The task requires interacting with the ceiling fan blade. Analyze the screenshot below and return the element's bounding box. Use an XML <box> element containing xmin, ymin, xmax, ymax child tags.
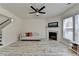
<box><xmin>29</xmin><ymin>12</ymin><xmax>36</xmax><ymax>14</ymax></box>
<box><xmin>30</xmin><ymin>6</ymin><xmax>37</xmax><ymax>12</ymax></box>
<box><xmin>39</xmin><ymin>6</ymin><xmax>45</xmax><ymax>12</ymax></box>
<box><xmin>39</xmin><ymin>12</ymin><xmax>46</xmax><ymax>14</ymax></box>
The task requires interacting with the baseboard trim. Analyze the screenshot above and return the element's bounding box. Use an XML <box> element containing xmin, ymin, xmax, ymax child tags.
<box><xmin>20</xmin><ymin>40</ymin><xmax>41</xmax><ymax>41</ymax></box>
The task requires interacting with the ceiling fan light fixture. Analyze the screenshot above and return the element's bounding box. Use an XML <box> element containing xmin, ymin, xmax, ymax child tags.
<box><xmin>29</xmin><ymin>6</ymin><xmax>46</xmax><ymax>16</ymax></box>
<box><xmin>36</xmin><ymin>12</ymin><xmax>39</xmax><ymax>16</ymax></box>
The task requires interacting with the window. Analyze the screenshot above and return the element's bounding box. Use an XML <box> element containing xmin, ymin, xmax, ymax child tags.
<box><xmin>63</xmin><ymin>14</ymin><xmax>79</xmax><ymax>43</ymax></box>
<box><xmin>75</xmin><ymin>14</ymin><xmax>79</xmax><ymax>42</ymax></box>
<box><xmin>63</xmin><ymin>17</ymin><xmax>73</xmax><ymax>41</ymax></box>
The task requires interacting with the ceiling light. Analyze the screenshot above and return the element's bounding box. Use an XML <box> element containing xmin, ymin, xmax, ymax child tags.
<box><xmin>11</xmin><ymin>19</ymin><xmax>13</xmax><ymax>22</ymax></box>
<box><xmin>36</xmin><ymin>12</ymin><xmax>39</xmax><ymax>16</ymax></box>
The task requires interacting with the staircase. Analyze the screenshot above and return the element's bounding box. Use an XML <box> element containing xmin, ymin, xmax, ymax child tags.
<box><xmin>0</xmin><ymin>18</ymin><xmax>12</xmax><ymax>46</ymax></box>
<box><xmin>0</xmin><ymin>33</ymin><xmax>2</xmax><ymax>46</ymax></box>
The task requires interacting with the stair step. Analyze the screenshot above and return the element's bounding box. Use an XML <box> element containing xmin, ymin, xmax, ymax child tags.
<box><xmin>0</xmin><ymin>34</ymin><xmax>2</xmax><ymax>36</ymax></box>
<box><xmin>0</xmin><ymin>35</ymin><xmax>2</xmax><ymax>36</ymax></box>
<box><xmin>0</xmin><ymin>44</ymin><xmax>3</xmax><ymax>46</ymax></box>
<box><xmin>0</xmin><ymin>37</ymin><xmax>2</xmax><ymax>38</ymax></box>
<box><xmin>0</xmin><ymin>34</ymin><xmax>2</xmax><ymax>37</ymax></box>
<box><xmin>0</xmin><ymin>40</ymin><xmax>2</xmax><ymax>42</ymax></box>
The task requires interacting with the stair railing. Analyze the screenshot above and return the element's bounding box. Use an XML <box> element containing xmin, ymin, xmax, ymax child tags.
<box><xmin>0</xmin><ymin>19</ymin><xmax>10</xmax><ymax>25</ymax></box>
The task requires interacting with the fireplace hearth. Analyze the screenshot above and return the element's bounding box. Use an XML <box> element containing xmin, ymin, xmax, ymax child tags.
<box><xmin>49</xmin><ymin>32</ymin><xmax>57</xmax><ymax>40</ymax></box>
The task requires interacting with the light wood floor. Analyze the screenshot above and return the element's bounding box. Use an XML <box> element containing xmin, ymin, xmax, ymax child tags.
<box><xmin>0</xmin><ymin>40</ymin><xmax>77</xmax><ymax>56</ymax></box>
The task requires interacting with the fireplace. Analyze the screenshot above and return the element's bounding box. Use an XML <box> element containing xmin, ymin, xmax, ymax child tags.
<box><xmin>49</xmin><ymin>32</ymin><xmax>57</xmax><ymax>40</ymax></box>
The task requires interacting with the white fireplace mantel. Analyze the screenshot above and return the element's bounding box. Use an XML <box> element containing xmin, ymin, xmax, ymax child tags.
<box><xmin>46</xmin><ymin>28</ymin><xmax>61</xmax><ymax>41</ymax></box>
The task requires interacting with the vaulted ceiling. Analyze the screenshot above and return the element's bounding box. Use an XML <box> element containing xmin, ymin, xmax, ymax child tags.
<box><xmin>0</xmin><ymin>3</ymin><xmax>76</xmax><ymax>19</ymax></box>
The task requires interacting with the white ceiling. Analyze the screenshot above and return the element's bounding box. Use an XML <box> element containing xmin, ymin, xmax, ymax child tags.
<box><xmin>0</xmin><ymin>3</ymin><xmax>76</xmax><ymax>19</ymax></box>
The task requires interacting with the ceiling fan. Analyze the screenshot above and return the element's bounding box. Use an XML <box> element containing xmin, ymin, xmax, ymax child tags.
<box><xmin>29</xmin><ymin>6</ymin><xmax>46</xmax><ymax>16</ymax></box>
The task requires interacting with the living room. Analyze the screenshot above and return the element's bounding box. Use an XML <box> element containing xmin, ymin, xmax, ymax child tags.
<box><xmin>0</xmin><ymin>3</ymin><xmax>79</xmax><ymax>56</ymax></box>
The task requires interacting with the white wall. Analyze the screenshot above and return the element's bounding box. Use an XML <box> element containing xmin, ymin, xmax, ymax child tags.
<box><xmin>0</xmin><ymin>6</ymin><xmax>22</xmax><ymax>46</ymax></box>
<box><xmin>46</xmin><ymin>17</ymin><xmax>62</xmax><ymax>41</ymax></box>
<box><xmin>61</xmin><ymin>4</ymin><xmax>79</xmax><ymax>19</ymax></box>
<box><xmin>22</xmin><ymin>19</ymin><xmax>46</xmax><ymax>39</ymax></box>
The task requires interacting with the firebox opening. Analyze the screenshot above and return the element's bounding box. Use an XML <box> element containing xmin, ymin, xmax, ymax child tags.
<box><xmin>49</xmin><ymin>32</ymin><xmax>57</xmax><ymax>40</ymax></box>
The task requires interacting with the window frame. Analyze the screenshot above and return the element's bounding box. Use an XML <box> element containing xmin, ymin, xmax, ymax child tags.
<box><xmin>63</xmin><ymin>16</ymin><xmax>74</xmax><ymax>41</ymax></box>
